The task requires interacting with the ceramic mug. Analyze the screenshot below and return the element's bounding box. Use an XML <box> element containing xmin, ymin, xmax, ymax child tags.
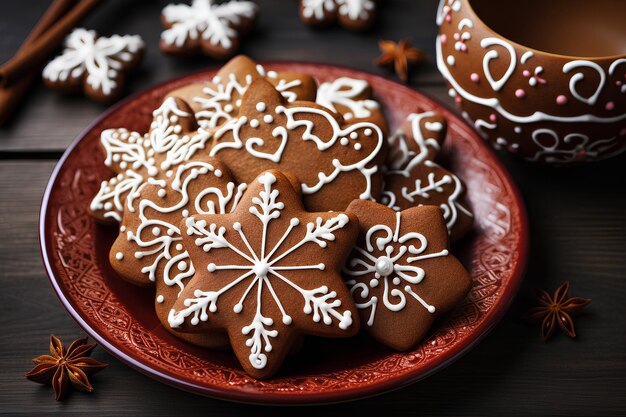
<box><xmin>436</xmin><ymin>0</ymin><xmax>626</xmax><ymax>165</ymax></box>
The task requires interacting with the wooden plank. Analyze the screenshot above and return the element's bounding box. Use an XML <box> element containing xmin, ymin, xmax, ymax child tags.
<box><xmin>0</xmin><ymin>0</ymin><xmax>445</xmax><ymax>152</ymax></box>
<box><xmin>0</xmin><ymin>157</ymin><xmax>625</xmax><ymax>415</ymax></box>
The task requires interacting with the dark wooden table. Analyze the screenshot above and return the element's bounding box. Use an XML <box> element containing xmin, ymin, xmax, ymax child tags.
<box><xmin>1</xmin><ymin>1</ymin><xmax>625</xmax><ymax>415</ymax></box>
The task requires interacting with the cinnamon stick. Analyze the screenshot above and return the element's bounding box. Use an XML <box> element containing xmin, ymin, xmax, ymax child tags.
<box><xmin>0</xmin><ymin>0</ymin><xmax>103</xmax><ymax>88</ymax></box>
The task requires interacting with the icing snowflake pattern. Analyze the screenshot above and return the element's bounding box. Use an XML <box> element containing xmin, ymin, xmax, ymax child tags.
<box><xmin>43</xmin><ymin>28</ymin><xmax>144</xmax><ymax>98</ymax></box>
<box><xmin>301</xmin><ymin>0</ymin><xmax>336</xmax><ymax>19</ymax></box>
<box><xmin>169</xmin><ymin>172</ymin><xmax>354</xmax><ymax>370</ymax></box>
<box><xmin>161</xmin><ymin>0</ymin><xmax>257</xmax><ymax>50</ymax></box>
<box><xmin>316</xmin><ymin>77</ymin><xmax>379</xmax><ymax>120</ymax></box>
<box><xmin>90</xmin><ymin>97</ymin><xmax>211</xmax><ymax>222</ymax></box>
<box><xmin>344</xmin><ymin>211</ymin><xmax>447</xmax><ymax>326</ymax></box>
<box><xmin>336</xmin><ymin>0</ymin><xmax>375</xmax><ymax>20</ymax></box>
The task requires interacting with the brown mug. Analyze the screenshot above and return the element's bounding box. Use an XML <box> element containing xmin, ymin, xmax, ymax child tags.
<box><xmin>436</xmin><ymin>0</ymin><xmax>626</xmax><ymax>165</ymax></box>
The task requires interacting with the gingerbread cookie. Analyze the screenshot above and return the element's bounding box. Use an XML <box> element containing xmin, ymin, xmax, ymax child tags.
<box><xmin>160</xmin><ymin>0</ymin><xmax>258</xmax><ymax>59</ymax></box>
<box><xmin>208</xmin><ymin>78</ymin><xmax>387</xmax><ymax>211</ymax></box>
<box><xmin>299</xmin><ymin>0</ymin><xmax>377</xmax><ymax>32</ymax></box>
<box><xmin>316</xmin><ymin>76</ymin><xmax>388</xmax><ymax>134</ymax></box>
<box><xmin>42</xmin><ymin>28</ymin><xmax>144</xmax><ymax>103</ymax></box>
<box><xmin>109</xmin><ymin>157</ymin><xmax>246</xmax><ymax>348</ymax></box>
<box><xmin>90</xmin><ymin>97</ymin><xmax>211</xmax><ymax>223</ymax></box>
<box><xmin>168</xmin><ymin>170</ymin><xmax>359</xmax><ymax>378</ymax></box>
<box><xmin>381</xmin><ymin>112</ymin><xmax>473</xmax><ymax>241</ymax></box>
<box><xmin>343</xmin><ymin>200</ymin><xmax>472</xmax><ymax>351</ymax></box>
<box><xmin>167</xmin><ymin>55</ymin><xmax>317</xmax><ymax>129</ymax></box>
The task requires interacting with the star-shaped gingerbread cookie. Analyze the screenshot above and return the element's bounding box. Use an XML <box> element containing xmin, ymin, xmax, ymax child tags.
<box><xmin>299</xmin><ymin>0</ymin><xmax>378</xmax><ymax>32</ymax></box>
<box><xmin>343</xmin><ymin>200</ymin><xmax>472</xmax><ymax>351</ymax></box>
<box><xmin>381</xmin><ymin>112</ymin><xmax>473</xmax><ymax>241</ymax></box>
<box><xmin>168</xmin><ymin>170</ymin><xmax>359</xmax><ymax>378</ymax></box>
<box><xmin>166</xmin><ymin>55</ymin><xmax>317</xmax><ymax>129</ymax></box>
<box><xmin>43</xmin><ymin>28</ymin><xmax>144</xmax><ymax>103</ymax></box>
<box><xmin>208</xmin><ymin>78</ymin><xmax>387</xmax><ymax>212</ymax></box>
<box><xmin>90</xmin><ymin>97</ymin><xmax>211</xmax><ymax>223</ymax></box>
<box><xmin>316</xmin><ymin>76</ymin><xmax>388</xmax><ymax>134</ymax></box>
<box><xmin>110</xmin><ymin>156</ymin><xmax>246</xmax><ymax>348</ymax></box>
<box><xmin>160</xmin><ymin>0</ymin><xmax>258</xmax><ymax>58</ymax></box>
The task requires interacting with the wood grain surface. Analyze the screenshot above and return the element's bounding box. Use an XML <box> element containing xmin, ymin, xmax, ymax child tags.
<box><xmin>1</xmin><ymin>1</ymin><xmax>625</xmax><ymax>415</ymax></box>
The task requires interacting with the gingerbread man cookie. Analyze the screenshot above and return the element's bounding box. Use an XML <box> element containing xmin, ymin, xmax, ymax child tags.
<box><xmin>299</xmin><ymin>0</ymin><xmax>377</xmax><ymax>32</ymax></box>
<box><xmin>316</xmin><ymin>76</ymin><xmax>388</xmax><ymax>134</ymax></box>
<box><xmin>167</xmin><ymin>55</ymin><xmax>317</xmax><ymax>129</ymax></box>
<box><xmin>110</xmin><ymin>157</ymin><xmax>245</xmax><ymax>348</ymax></box>
<box><xmin>343</xmin><ymin>200</ymin><xmax>472</xmax><ymax>351</ymax></box>
<box><xmin>208</xmin><ymin>78</ymin><xmax>387</xmax><ymax>212</ymax></box>
<box><xmin>160</xmin><ymin>0</ymin><xmax>258</xmax><ymax>59</ymax></box>
<box><xmin>90</xmin><ymin>97</ymin><xmax>211</xmax><ymax>223</ymax></box>
<box><xmin>168</xmin><ymin>170</ymin><xmax>359</xmax><ymax>378</ymax></box>
<box><xmin>381</xmin><ymin>112</ymin><xmax>473</xmax><ymax>241</ymax></box>
<box><xmin>42</xmin><ymin>28</ymin><xmax>144</xmax><ymax>103</ymax></box>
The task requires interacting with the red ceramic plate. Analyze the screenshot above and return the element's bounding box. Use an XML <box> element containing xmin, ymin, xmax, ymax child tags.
<box><xmin>40</xmin><ymin>62</ymin><xmax>528</xmax><ymax>404</ymax></box>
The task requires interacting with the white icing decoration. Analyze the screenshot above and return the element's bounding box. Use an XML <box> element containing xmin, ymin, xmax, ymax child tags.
<box><xmin>344</xmin><ymin>212</ymin><xmax>445</xmax><ymax>326</ymax></box>
<box><xmin>43</xmin><ymin>28</ymin><xmax>144</xmax><ymax>97</ymax></box>
<box><xmin>480</xmin><ymin>37</ymin><xmax>517</xmax><ymax>92</ymax></box>
<box><xmin>126</xmin><ymin>160</ymin><xmax>246</xmax><ymax>294</ymax></box>
<box><xmin>91</xmin><ymin>98</ymin><xmax>211</xmax><ymax>222</ymax></box>
<box><xmin>436</xmin><ymin>0</ymin><xmax>461</xmax><ymax>25</ymax></box>
<box><xmin>209</xmin><ymin>104</ymin><xmax>384</xmax><ymax>201</ymax></box>
<box><xmin>301</xmin><ymin>0</ymin><xmax>336</xmax><ymax>19</ymax></box>
<box><xmin>383</xmin><ymin>113</ymin><xmax>472</xmax><ymax>233</ymax></box>
<box><xmin>527</xmin><ymin>129</ymin><xmax>622</xmax><ymax>164</ymax></box>
<box><xmin>609</xmin><ymin>58</ymin><xmax>626</xmax><ymax>94</ymax></box>
<box><xmin>521</xmin><ymin>51</ymin><xmax>534</xmax><ymax>64</ymax></box>
<box><xmin>192</xmin><ymin>65</ymin><xmax>303</xmax><ymax>129</ymax></box>
<box><xmin>336</xmin><ymin>0</ymin><xmax>375</xmax><ymax>20</ymax></box>
<box><xmin>115</xmin><ymin>252</ymin><xmax>124</xmax><ymax>260</ymax></box>
<box><xmin>161</xmin><ymin>0</ymin><xmax>257</xmax><ymax>49</ymax></box>
<box><xmin>168</xmin><ymin>172</ymin><xmax>353</xmax><ymax>369</ymax></box>
<box><xmin>316</xmin><ymin>77</ymin><xmax>379</xmax><ymax>120</ymax></box>
<box><xmin>157</xmin><ymin>295</ymin><xmax>165</xmax><ymax>303</ymax></box>
<box><xmin>436</xmin><ymin>36</ymin><xmax>626</xmax><ymax>124</ymax></box>
<box><xmin>563</xmin><ymin>60</ymin><xmax>606</xmax><ymax>106</ymax></box>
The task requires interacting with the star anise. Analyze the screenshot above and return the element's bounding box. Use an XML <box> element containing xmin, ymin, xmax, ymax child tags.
<box><xmin>376</xmin><ymin>38</ymin><xmax>426</xmax><ymax>83</ymax></box>
<box><xmin>523</xmin><ymin>282</ymin><xmax>591</xmax><ymax>341</ymax></box>
<box><xmin>26</xmin><ymin>335</ymin><xmax>108</xmax><ymax>400</ymax></box>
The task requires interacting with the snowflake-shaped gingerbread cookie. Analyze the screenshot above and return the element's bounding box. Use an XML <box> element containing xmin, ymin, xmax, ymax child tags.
<box><xmin>381</xmin><ymin>112</ymin><xmax>473</xmax><ymax>241</ymax></box>
<box><xmin>160</xmin><ymin>0</ymin><xmax>258</xmax><ymax>58</ymax></box>
<box><xmin>299</xmin><ymin>0</ymin><xmax>377</xmax><ymax>31</ymax></box>
<box><xmin>168</xmin><ymin>170</ymin><xmax>359</xmax><ymax>378</ymax></box>
<box><xmin>110</xmin><ymin>157</ymin><xmax>246</xmax><ymax>348</ymax></box>
<box><xmin>208</xmin><ymin>78</ymin><xmax>387</xmax><ymax>212</ymax></box>
<box><xmin>90</xmin><ymin>97</ymin><xmax>211</xmax><ymax>223</ymax></box>
<box><xmin>167</xmin><ymin>55</ymin><xmax>317</xmax><ymax>129</ymax></box>
<box><xmin>316</xmin><ymin>76</ymin><xmax>387</xmax><ymax>133</ymax></box>
<box><xmin>343</xmin><ymin>200</ymin><xmax>472</xmax><ymax>351</ymax></box>
<box><xmin>42</xmin><ymin>28</ymin><xmax>144</xmax><ymax>102</ymax></box>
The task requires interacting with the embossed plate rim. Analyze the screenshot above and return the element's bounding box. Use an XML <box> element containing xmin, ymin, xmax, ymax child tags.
<box><xmin>40</xmin><ymin>61</ymin><xmax>529</xmax><ymax>405</ymax></box>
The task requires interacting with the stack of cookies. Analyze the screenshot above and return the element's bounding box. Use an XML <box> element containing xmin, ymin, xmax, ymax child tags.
<box><xmin>90</xmin><ymin>55</ymin><xmax>474</xmax><ymax>379</ymax></box>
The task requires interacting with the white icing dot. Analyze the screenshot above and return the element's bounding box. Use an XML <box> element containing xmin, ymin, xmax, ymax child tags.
<box><xmin>115</xmin><ymin>252</ymin><xmax>124</xmax><ymax>261</ymax></box>
<box><xmin>224</xmin><ymin>104</ymin><xmax>234</xmax><ymax>113</ymax></box>
<box><xmin>182</xmin><ymin>209</ymin><xmax>189</xmax><ymax>217</ymax></box>
<box><xmin>120</xmin><ymin>162</ymin><xmax>127</xmax><ymax>169</ymax></box>
<box><xmin>250</xmin><ymin>119</ymin><xmax>260</xmax><ymax>128</ymax></box>
<box><xmin>340</xmin><ymin>137</ymin><xmax>349</xmax><ymax>146</ymax></box>
<box><xmin>354</xmin><ymin>143</ymin><xmax>362</xmax><ymax>151</ymax></box>
<box><xmin>175</xmin><ymin>243</ymin><xmax>183</xmax><ymax>251</ymax></box>
<box><xmin>156</xmin><ymin>295</ymin><xmax>164</xmax><ymax>304</ymax></box>
<box><xmin>267</xmin><ymin>70</ymin><xmax>278</xmax><ymax>78</ymax></box>
<box><xmin>364</xmin><ymin>128</ymin><xmax>373</xmax><ymax>136</ymax></box>
<box><xmin>177</xmin><ymin>260</ymin><xmax>187</xmax><ymax>270</ymax></box>
<box><xmin>236</xmin><ymin>99</ymin><xmax>242</xmax><ymax>107</ymax></box>
<box><xmin>350</xmin><ymin>132</ymin><xmax>358</xmax><ymax>139</ymax></box>
<box><xmin>152</xmin><ymin>227</ymin><xmax>161</xmax><ymax>236</ymax></box>
<box><xmin>256</xmin><ymin>102</ymin><xmax>266</xmax><ymax>112</ymax></box>
<box><xmin>447</xmin><ymin>55</ymin><xmax>456</xmax><ymax>66</ymax></box>
<box><xmin>514</xmin><ymin>126</ymin><xmax>522</xmax><ymax>134</ymax></box>
<box><xmin>157</xmin><ymin>189</ymin><xmax>166</xmax><ymax>198</ymax></box>
<box><xmin>120</xmin><ymin>226</ymin><xmax>126</xmax><ymax>232</ymax></box>
<box><xmin>104</xmin><ymin>202</ymin><xmax>113</xmax><ymax>210</ymax></box>
<box><xmin>171</xmin><ymin>115</ymin><xmax>179</xmax><ymax>123</ymax></box>
<box><xmin>263</xmin><ymin>115</ymin><xmax>273</xmax><ymax>124</ymax></box>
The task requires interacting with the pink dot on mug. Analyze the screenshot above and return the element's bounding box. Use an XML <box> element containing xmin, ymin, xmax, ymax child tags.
<box><xmin>556</xmin><ymin>95</ymin><xmax>568</xmax><ymax>105</ymax></box>
<box><xmin>515</xmin><ymin>89</ymin><xmax>526</xmax><ymax>98</ymax></box>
